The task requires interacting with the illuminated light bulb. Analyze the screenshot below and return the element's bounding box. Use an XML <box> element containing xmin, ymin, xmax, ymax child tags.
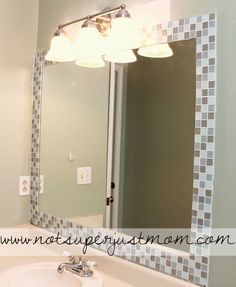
<box><xmin>138</xmin><ymin>43</ymin><xmax>173</xmax><ymax>58</ymax></box>
<box><xmin>106</xmin><ymin>7</ymin><xmax>140</xmax><ymax>53</ymax></box>
<box><xmin>104</xmin><ymin>50</ymin><xmax>137</xmax><ymax>63</ymax></box>
<box><xmin>45</xmin><ymin>33</ymin><xmax>76</xmax><ymax>62</ymax></box>
<box><xmin>75</xmin><ymin>19</ymin><xmax>105</xmax><ymax>59</ymax></box>
<box><xmin>75</xmin><ymin>56</ymin><xmax>105</xmax><ymax>68</ymax></box>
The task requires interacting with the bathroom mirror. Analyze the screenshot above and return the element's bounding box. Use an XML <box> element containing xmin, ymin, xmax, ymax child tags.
<box><xmin>31</xmin><ymin>13</ymin><xmax>216</xmax><ymax>286</ymax></box>
<box><xmin>39</xmin><ymin>39</ymin><xmax>196</xmax><ymax>234</ymax></box>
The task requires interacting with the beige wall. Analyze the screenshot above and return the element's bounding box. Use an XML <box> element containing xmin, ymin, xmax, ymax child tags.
<box><xmin>170</xmin><ymin>0</ymin><xmax>236</xmax><ymax>286</ymax></box>
<box><xmin>0</xmin><ymin>0</ymin><xmax>39</xmax><ymax>227</ymax></box>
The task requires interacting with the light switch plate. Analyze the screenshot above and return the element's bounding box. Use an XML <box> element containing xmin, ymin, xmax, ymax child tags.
<box><xmin>77</xmin><ymin>167</ymin><xmax>92</xmax><ymax>185</ymax></box>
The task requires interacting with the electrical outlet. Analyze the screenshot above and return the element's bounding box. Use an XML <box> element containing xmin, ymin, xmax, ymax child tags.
<box><xmin>77</xmin><ymin>167</ymin><xmax>92</xmax><ymax>185</ymax></box>
<box><xmin>19</xmin><ymin>175</ymin><xmax>44</xmax><ymax>196</ymax></box>
<box><xmin>19</xmin><ymin>176</ymin><xmax>30</xmax><ymax>196</ymax></box>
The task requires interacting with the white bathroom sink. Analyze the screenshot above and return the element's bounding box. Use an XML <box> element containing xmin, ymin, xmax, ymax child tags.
<box><xmin>0</xmin><ymin>262</ymin><xmax>103</xmax><ymax>287</ymax></box>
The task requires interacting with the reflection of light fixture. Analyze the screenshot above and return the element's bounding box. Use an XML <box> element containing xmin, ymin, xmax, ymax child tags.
<box><xmin>138</xmin><ymin>43</ymin><xmax>173</xmax><ymax>58</ymax></box>
<box><xmin>75</xmin><ymin>18</ymin><xmax>105</xmax><ymax>59</ymax></box>
<box><xmin>45</xmin><ymin>31</ymin><xmax>77</xmax><ymax>62</ymax></box>
<box><xmin>75</xmin><ymin>56</ymin><xmax>105</xmax><ymax>68</ymax></box>
<box><xmin>104</xmin><ymin>50</ymin><xmax>137</xmax><ymax>63</ymax></box>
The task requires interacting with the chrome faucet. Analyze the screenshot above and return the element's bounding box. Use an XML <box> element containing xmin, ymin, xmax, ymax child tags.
<box><xmin>57</xmin><ymin>253</ymin><xmax>96</xmax><ymax>277</ymax></box>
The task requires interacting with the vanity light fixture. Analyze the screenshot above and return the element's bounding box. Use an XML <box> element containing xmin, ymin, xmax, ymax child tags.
<box><xmin>46</xmin><ymin>4</ymin><xmax>140</xmax><ymax>67</ymax></box>
<box><xmin>75</xmin><ymin>18</ymin><xmax>105</xmax><ymax>59</ymax></box>
<box><xmin>105</xmin><ymin>5</ymin><xmax>140</xmax><ymax>54</ymax></box>
<box><xmin>45</xmin><ymin>31</ymin><xmax>77</xmax><ymax>62</ymax></box>
<box><xmin>138</xmin><ymin>43</ymin><xmax>173</xmax><ymax>58</ymax></box>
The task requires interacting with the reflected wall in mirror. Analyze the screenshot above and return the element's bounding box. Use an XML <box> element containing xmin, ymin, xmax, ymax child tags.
<box><xmin>40</xmin><ymin>62</ymin><xmax>110</xmax><ymax>228</ymax></box>
<box><xmin>111</xmin><ymin>39</ymin><xmax>196</xmax><ymax>230</ymax></box>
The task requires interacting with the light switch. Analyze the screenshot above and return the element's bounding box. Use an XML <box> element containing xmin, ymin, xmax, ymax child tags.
<box><xmin>77</xmin><ymin>167</ymin><xmax>92</xmax><ymax>185</ymax></box>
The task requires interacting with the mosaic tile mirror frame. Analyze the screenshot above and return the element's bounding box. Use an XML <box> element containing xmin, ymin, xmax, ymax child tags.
<box><xmin>30</xmin><ymin>13</ymin><xmax>216</xmax><ymax>287</ymax></box>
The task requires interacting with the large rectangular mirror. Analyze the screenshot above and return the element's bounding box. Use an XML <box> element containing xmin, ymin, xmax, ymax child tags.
<box><xmin>39</xmin><ymin>39</ymin><xmax>196</xmax><ymax>235</ymax></box>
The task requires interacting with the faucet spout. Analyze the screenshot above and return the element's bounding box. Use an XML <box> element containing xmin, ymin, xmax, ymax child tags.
<box><xmin>57</xmin><ymin>254</ymin><xmax>95</xmax><ymax>277</ymax></box>
<box><xmin>57</xmin><ymin>263</ymin><xmax>77</xmax><ymax>273</ymax></box>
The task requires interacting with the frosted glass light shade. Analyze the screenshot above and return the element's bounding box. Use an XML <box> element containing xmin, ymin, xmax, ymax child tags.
<box><xmin>75</xmin><ymin>56</ymin><xmax>105</xmax><ymax>68</ymax></box>
<box><xmin>138</xmin><ymin>43</ymin><xmax>173</xmax><ymax>58</ymax></box>
<box><xmin>75</xmin><ymin>27</ymin><xmax>105</xmax><ymax>59</ymax></box>
<box><xmin>107</xmin><ymin>17</ymin><xmax>140</xmax><ymax>53</ymax></box>
<box><xmin>45</xmin><ymin>34</ymin><xmax>76</xmax><ymax>62</ymax></box>
<box><xmin>104</xmin><ymin>50</ymin><xmax>137</xmax><ymax>63</ymax></box>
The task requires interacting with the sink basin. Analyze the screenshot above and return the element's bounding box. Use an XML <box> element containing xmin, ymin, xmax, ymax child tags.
<box><xmin>0</xmin><ymin>262</ymin><xmax>103</xmax><ymax>287</ymax></box>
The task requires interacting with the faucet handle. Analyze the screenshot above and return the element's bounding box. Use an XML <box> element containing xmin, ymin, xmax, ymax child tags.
<box><xmin>80</xmin><ymin>260</ymin><xmax>94</xmax><ymax>277</ymax></box>
<box><xmin>62</xmin><ymin>251</ymin><xmax>80</xmax><ymax>264</ymax></box>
